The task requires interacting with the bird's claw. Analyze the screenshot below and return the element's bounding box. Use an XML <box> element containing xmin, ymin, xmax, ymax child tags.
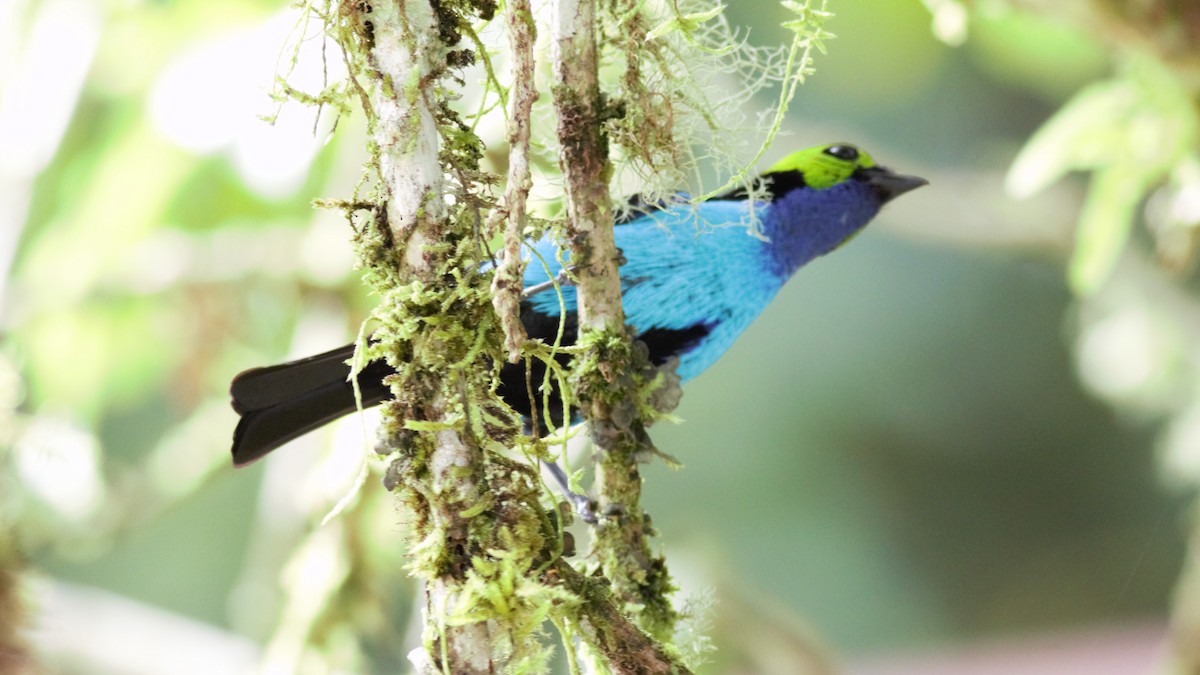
<box><xmin>545</xmin><ymin>460</ymin><xmax>598</xmax><ymax>524</ymax></box>
<box><xmin>522</xmin><ymin>266</ymin><xmax>577</xmax><ymax>299</ymax></box>
<box><xmin>568</xmin><ymin>493</ymin><xmax>598</xmax><ymax>524</ymax></box>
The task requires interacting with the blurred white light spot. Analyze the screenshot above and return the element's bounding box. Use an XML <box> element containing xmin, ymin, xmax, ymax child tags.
<box><xmin>231</xmin><ymin>108</ymin><xmax>331</xmax><ymax>199</ymax></box>
<box><xmin>16</xmin><ymin>415</ymin><xmax>104</xmax><ymax>521</ymax></box>
<box><xmin>148</xmin><ymin>35</ymin><xmax>248</xmax><ymax>154</ymax></box>
<box><xmin>1167</xmin><ymin>162</ymin><xmax>1200</xmax><ymax>225</ymax></box>
<box><xmin>0</xmin><ymin>0</ymin><xmax>100</xmax><ymax>303</ymax></box>
<box><xmin>1076</xmin><ymin>309</ymin><xmax>1164</xmax><ymax>400</ymax></box>
<box><xmin>148</xmin><ymin>11</ymin><xmax>343</xmax><ymax>198</ymax></box>
<box><xmin>0</xmin><ymin>0</ymin><xmax>100</xmax><ymax>178</ymax></box>
<box><xmin>123</xmin><ymin>229</ymin><xmax>192</xmax><ymax>293</ymax></box>
<box><xmin>32</xmin><ymin>579</ymin><xmax>261</xmax><ymax>675</ymax></box>
<box><xmin>299</xmin><ymin>215</ymin><xmax>355</xmax><ymax>285</ymax></box>
<box><xmin>929</xmin><ymin>1</ymin><xmax>968</xmax><ymax>46</ymax></box>
<box><xmin>313</xmin><ymin>408</ymin><xmax>378</xmax><ymax>525</ymax></box>
<box><xmin>1161</xmin><ymin>403</ymin><xmax>1200</xmax><ymax>487</ymax></box>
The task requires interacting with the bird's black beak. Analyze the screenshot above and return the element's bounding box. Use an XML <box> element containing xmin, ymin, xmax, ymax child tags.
<box><xmin>861</xmin><ymin>166</ymin><xmax>928</xmax><ymax>203</ymax></box>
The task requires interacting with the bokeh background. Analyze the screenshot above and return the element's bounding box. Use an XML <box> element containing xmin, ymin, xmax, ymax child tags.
<box><xmin>4</xmin><ymin>0</ymin><xmax>1199</xmax><ymax>673</ymax></box>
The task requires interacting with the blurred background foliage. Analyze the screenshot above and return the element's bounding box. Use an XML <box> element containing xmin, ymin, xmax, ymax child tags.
<box><xmin>3</xmin><ymin>0</ymin><xmax>1200</xmax><ymax>673</ymax></box>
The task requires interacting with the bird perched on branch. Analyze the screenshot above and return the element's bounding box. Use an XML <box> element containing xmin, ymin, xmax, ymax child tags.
<box><xmin>229</xmin><ymin>143</ymin><xmax>926</xmax><ymax>465</ymax></box>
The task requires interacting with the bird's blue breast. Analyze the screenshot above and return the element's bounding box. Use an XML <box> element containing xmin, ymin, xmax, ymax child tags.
<box><xmin>759</xmin><ymin>179</ymin><xmax>882</xmax><ymax>278</ymax></box>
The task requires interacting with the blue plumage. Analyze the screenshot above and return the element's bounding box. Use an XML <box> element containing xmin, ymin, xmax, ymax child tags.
<box><xmin>228</xmin><ymin>143</ymin><xmax>926</xmax><ymax>465</ymax></box>
<box><xmin>760</xmin><ymin>177</ymin><xmax>886</xmax><ymax>278</ymax></box>
<box><xmin>525</xmin><ymin>201</ymin><xmax>785</xmax><ymax>381</ymax></box>
<box><xmin>522</xmin><ymin>172</ymin><xmax>902</xmax><ymax>383</ymax></box>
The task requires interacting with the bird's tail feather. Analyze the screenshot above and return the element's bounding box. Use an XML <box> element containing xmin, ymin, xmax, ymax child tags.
<box><xmin>230</xmin><ymin>343</ymin><xmax>392</xmax><ymax>466</ymax></box>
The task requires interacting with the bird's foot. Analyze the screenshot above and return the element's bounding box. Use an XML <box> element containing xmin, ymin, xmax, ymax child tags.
<box><xmin>522</xmin><ymin>267</ymin><xmax>577</xmax><ymax>299</ymax></box>
<box><xmin>521</xmin><ymin>253</ymin><xmax>625</xmax><ymax>300</ymax></box>
<box><xmin>544</xmin><ymin>460</ymin><xmax>597</xmax><ymax>524</ymax></box>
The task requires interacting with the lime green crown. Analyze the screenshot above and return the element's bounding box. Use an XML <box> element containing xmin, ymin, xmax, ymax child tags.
<box><xmin>766</xmin><ymin>143</ymin><xmax>877</xmax><ymax>190</ymax></box>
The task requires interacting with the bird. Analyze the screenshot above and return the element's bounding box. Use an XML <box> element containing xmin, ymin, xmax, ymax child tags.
<box><xmin>229</xmin><ymin>143</ymin><xmax>927</xmax><ymax>466</ymax></box>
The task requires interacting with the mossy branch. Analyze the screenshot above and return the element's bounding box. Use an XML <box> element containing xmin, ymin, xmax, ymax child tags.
<box><xmin>549</xmin><ymin>559</ymin><xmax>692</xmax><ymax>674</ymax></box>
<box><xmin>349</xmin><ymin>0</ymin><xmax>502</xmax><ymax>671</ymax></box>
<box><xmin>552</xmin><ymin>0</ymin><xmax>624</xmax><ymax>336</ymax></box>
<box><xmin>552</xmin><ymin>0</ymin><xmax>682</xmax><ymax>649</ymax></box>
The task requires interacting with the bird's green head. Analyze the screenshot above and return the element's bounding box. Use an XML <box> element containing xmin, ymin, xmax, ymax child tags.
<box><xmin>747</xmin><ymin>143</ymin><xmax>925</xmax><ymax>279</ymax></box>
<box><xmin>766</xmin><ymin>143</ymin><xmax>876</xmax><ymax>189</ymax></box>
<box><xmin>763</xmin><ymin>142</ymin><xmax>927</xmax><ymax>203</ymax></box>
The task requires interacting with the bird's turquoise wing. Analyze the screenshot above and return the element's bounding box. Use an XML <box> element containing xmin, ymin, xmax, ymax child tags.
<box><xmin>521</xmin><ymin>199</ymin><xmax>783</xmax><ymax>382</ymax></box>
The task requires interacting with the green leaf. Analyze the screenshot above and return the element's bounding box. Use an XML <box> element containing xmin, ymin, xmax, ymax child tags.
<box><xmin>1008</xmin><ymin>55</ymin><xmax>1198</xmax><ymax>294</ymax></box>
<box><xmin>1069</xmin><ymin>165</ymin><xmax>1146</xmax><ymax>294</ymax></box>
<box><xmin>645</xmin><ymin>4</ymin><xmax>735</xmax><ymax>56</ymax></box>
<box><xmin>1006</xmin><ymin>79</ymin><xmax>1137</xmax><ymax>199</ymax></box>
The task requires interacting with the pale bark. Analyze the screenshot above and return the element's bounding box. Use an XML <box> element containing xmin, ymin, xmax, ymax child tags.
<box><xmin>365</xmin><ymin>2</ymin><xmax>494</xmax><ymax>672</ymax></box>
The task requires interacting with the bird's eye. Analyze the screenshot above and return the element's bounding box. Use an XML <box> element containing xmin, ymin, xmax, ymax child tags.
<box><xmin>824</xmin><ymin>145</ymin><xmax>859</xmax><ymax>162</ymax></box>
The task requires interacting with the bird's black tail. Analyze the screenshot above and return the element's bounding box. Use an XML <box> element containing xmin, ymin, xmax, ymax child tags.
<box><xmin>230</xmin><ymin>343</ymin><xmax>393</xmax><ymax>466</ymax></box>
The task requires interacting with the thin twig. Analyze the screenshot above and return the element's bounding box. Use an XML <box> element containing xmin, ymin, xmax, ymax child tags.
<box><xmin>488</xmin><ymin>0</ymin><xmax>538</xmax><ymax>362</ymax></box>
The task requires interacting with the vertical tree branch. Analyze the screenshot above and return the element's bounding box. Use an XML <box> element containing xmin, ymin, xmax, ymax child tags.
<box><xmin>490</xmin><ymin>0</ymin><xmax>537</xmax><ymax>362</ymax></box>
<box><xmin>327</xmin><ymin>0</ymin><xmax>739</xmax><ymax>668</ymax></box>
<box><xmin>552</xmin><ymin>0</ymin><xmax>624</xmax><ymax>334</ymax></box>
<box><xmin>551</xmin><ymin>0</ymin><xmax>680</xmax><ymax>642</ymax></box>
<box><xmin>360</xmin><ymin>1</ymin><xmax>495</xmax><ymax>671</ymax></box>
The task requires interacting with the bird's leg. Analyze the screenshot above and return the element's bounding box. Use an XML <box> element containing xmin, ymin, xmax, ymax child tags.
<box><xmin>522</xmin><ymin>267</ymin><xmax>576</xmax><ymax>299</ymax></box>
<box><xmin>544</xmin><ymin>460</ymin><xmax>597</xmax><ymax>523</ymax></box>
<box><xmin>520</xmin><ymin>248</ymin><xmax>625</xmax><ymax>300</ymax></box>
<box><xmin>524</xmin><ymin>245</ymin><xmax>627</xmax><ymax>523</ymax></box>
